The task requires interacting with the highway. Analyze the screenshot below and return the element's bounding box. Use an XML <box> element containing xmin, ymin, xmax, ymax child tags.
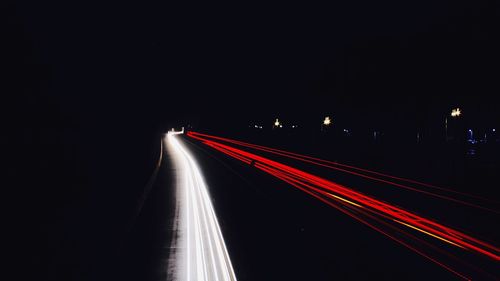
<box><xmin>117</xmin><ymin>131</ymin><xmax>498</xmax><ymax>280</ymax></box>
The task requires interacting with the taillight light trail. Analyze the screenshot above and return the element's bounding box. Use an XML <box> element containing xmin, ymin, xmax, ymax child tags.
<box><xmin>188</xmin><ymin>131</ymin><xmax>499</xmax><ymax>214</ymax></box>
<box><xmin>187</xmin><ymin>131</ymin><xmax>499</xmax><ymax>280</ymax></box>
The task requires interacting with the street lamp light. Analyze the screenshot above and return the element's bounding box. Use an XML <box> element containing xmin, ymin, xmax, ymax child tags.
<box><xmin>451</xmin><ymin>108</ymin><xmax>461</xmax><ymax>117</ymax></box>
<box><xmin>321</xmin><ymin>116</ymin><xmax>332</xmax><ymax>132</ymax></box>
<box><xmin>273</xmin><ymin>118</ymin><xmax>282</xmax><ymax>128</ymax></box>
<box><xmin>446</xmin><ymin>108</ymin><xmax>462</xmax><ymax>141</ymax></box>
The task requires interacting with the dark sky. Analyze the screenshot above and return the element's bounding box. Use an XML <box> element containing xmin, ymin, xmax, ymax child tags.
<box><xmin>6</xmin><ymin>0</ymin><xmax>499</xmax><ymax>132</ymax></box>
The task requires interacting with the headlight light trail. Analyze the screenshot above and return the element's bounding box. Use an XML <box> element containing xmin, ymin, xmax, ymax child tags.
<box><xmin>166</xmin><ymin>131</ymin><xmax>237</xmax><ymax>281</ymax></box>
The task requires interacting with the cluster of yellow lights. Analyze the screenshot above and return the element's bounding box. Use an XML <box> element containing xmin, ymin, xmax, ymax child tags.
<box><xmin>451</xmin><ymin>108</ymin><xmax>461</xmax><ymax>117</ymax></box>
<box><xmin>274</xmin><ymin>118</ymin><xmax>282</xmax><ymax>128</ymax></box>
<box><xmin>323</xmin><ymin>116</ymin><xmax>331</xmax><ymax>125</ymax></box>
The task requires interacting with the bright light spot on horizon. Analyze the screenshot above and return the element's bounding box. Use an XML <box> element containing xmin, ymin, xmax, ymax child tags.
<box><xmin>451</xmin><ymin>108</ymin><xmax>461</xmax><ymax>117</ymax></box>
<box><xmin>323</xmin><ymin>116</ymin><xmax>331</xmax><ymax>125</ymax></box>
<box><xmin>274</xmin><ymin>118</ymin><xmax>281</xmax><ymax>127</ymax></box>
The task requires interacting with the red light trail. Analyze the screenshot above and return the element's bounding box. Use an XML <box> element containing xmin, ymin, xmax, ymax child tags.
<box><xmin>188</xmin><ymin>131</ymin><xmax>499</xmax><ymax>213</ymax></box>
<box><xmin>187</xmin><ymin>131</ymin><xmax>499</xmax><ymax>280</ymax></box>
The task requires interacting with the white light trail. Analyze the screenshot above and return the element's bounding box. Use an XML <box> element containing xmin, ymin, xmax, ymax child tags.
<box><xmin>166</xmin><ymin>131</ymin><xmax>237</xmax><ymax>281</ymax></box>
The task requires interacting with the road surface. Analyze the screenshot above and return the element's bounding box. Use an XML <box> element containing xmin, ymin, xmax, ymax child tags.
<box><xmin>116</xmin><ymin>131</ymin><xmax>499</xmax><ymax>280</ymax></box>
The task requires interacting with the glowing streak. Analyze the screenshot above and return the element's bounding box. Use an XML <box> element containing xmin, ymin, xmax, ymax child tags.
<box><xmin>393</xmin><ymin>220</ymin><xmax>465</xmax><ymax>249</ymax></box>
<box><xmin>167</xmin><ymin>131</ymin><xmax>237</xmax><ymax>281</ymax></box>
<box><xmin>188</xmin><ymin>131</ymin><xmax>498</xmax><ymax>208</ymax></box>
<box><xmin>187</xmin><ymin>132</ymin><xmax>500</xmax><ymax>261</ymax></box>
<box><xmin>255</xmin><ymin>163</ymin><xmax>476</xmax><ymax>279</ymax></box>
<box><xmin>327</xmin><ymin>192</ymin><xmax>363</xmax><ymax>207</ymax></box>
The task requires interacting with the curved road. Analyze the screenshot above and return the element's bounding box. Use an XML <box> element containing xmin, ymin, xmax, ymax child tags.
<box><xmin>117</xmin><ymin>132</ymin><xmax>498</xmax><ymax>280</ymax></box>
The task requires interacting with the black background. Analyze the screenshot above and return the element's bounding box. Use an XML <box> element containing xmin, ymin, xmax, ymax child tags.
<box><xmin>4</xmin><ymin>0</ymin><xmax>499</xmax><ymax>280</ymax></box>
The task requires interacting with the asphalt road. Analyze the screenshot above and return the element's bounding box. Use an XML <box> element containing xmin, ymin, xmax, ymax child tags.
<box><xmin>114</xmin><ymin>133</ymin><xmax>498</xmax><ymax>280</ymax></box>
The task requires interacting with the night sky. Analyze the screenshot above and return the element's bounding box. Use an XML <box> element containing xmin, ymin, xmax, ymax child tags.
<box><xmin>7</xmin><ymin>1</ymin><xmax>499</xmax><ymax>127</ymax></box>
<box><xmin>4</xmin><ymin>1</ymin><xmax>499</xmax><ymax>280</ymax></box>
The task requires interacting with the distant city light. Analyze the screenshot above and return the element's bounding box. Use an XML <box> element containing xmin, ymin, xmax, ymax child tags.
<box><xmin>323</xmin><ymin>116</ymin><xmax>332</xmax><ymax>125</ymax></box>
<box><xmin>493</xmin><ymin>129</ymin><xmax>496</xmax><ymax>132</ymax></box>
<box><xmin>292</xmin><ymin>125</ymin><xmax>298</xmax><ymax>128</ymax></box>
<box><xmin>273</xmin><ymin>118</ymin><xmax>283</xmax><ymax>129</ymax></box>
<box><xmin>451</xmin><ymin>108</ymin><xmax>461</xmax><ymax>117</ymax></box>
